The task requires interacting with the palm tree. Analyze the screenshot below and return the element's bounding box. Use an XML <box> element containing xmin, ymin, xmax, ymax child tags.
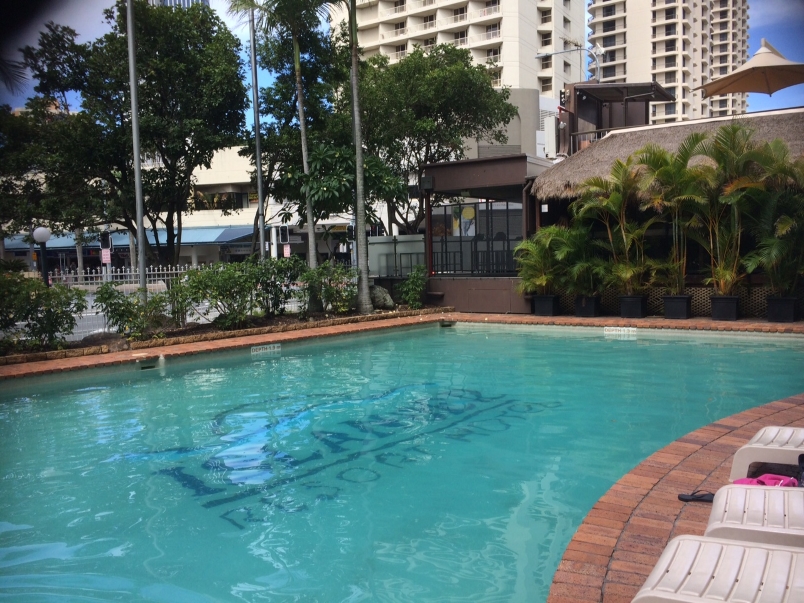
<box><xmin>744</xmin><ymin>140</ymin><xmax>804</xmax><ymax>297</ymax></box>
<box><xmin>636</xmin><ymin>132</ymin><xmax>706</xmax><ymax>294</ymax></box>
<box><xmin>345</xmin><ymin>0</ymin><xmax>372</xmax><ymax>314</ymax></box>
<box><xmin>572</xmin><ymin>156</ymin><xmax>656</xmax><ymax>295</ymax></box>
<box><xmin>228</xmin><ymin>0</ymin><xmax>326</xmax><ymax>269</ymax></box>
<box><xmin>691</xmin><ymin>123</ymin><xmax>767</xmax><ymax>296</ymax></box>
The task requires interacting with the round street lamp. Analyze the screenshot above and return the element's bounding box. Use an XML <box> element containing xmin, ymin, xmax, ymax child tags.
<box><xmin>32</xmin><ymin>226</ymin><xmax>52</xmax><ymax>287</ymax></box>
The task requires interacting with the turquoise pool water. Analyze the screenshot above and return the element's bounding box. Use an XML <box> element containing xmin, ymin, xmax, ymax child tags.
<box><xmin>2</xmin><ymin>324</ymin><xmax>804</xmax><ymax>602</ymax></box>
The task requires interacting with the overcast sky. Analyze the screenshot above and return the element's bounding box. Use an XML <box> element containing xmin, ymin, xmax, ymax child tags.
<box><xmin>1</xmin><ymin>0</ymin><xmax>802</xmax><ymax>114</ymax></box>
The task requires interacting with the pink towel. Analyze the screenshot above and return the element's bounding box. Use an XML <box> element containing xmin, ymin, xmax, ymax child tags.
<box><xmin>733</xmin><ymin>474</ymin><xmax>798</xmax><ymax>487</ymax></box>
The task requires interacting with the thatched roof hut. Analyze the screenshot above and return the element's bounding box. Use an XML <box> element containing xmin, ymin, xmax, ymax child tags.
<box><xmin>532</xmin><ymin>107</ymin><xmax>804</xmax><ymax>201</ymax></box>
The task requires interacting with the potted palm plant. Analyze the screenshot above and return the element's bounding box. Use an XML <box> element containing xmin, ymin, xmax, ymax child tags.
<box><xmin>744</xmin><ymin>140</ymin><xmax>804</xmax><ymax>323</ymax></box>
<box><xmin>573</xmin><ymin>156</ymin><xmax>653</xmax><ymax>318</ymax></box>
<box><xmin>515</xmin><ymin>226</ymin><xmax>563</xmax><ymax>316</ymax></box>
<box><xmin>551</xmin><ymin>225</ymin><xmax>607</xmax><ymax>317</ymax></box>
<box><xmin>691</xmin><ymin>124</ymin><xmax>765</xmax><ymax>321</ymax></box>
<box><xmin>637</xmin><ymin>133</ymin><xmax>706</xmax><ymax>319</ymax></box>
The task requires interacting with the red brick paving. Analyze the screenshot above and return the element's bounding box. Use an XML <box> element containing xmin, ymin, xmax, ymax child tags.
<box><xmin>1</xmin><ymin>311</ymin><xmax>803</xmax><ymax>603</ymax></box>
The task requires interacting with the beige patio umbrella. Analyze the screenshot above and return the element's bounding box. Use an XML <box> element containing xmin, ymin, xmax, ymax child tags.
<box><xmin>696</xmin><ymin>39</ymin><xmax>804</xmax><ymax>98</ymax></box>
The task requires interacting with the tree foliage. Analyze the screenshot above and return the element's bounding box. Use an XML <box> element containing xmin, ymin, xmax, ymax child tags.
<box><xmin>17</xmin><ymin>1</ymin><xmax>248</xmax><ymax>264</ymax></box>
<box><xmin>359</xmin><ymin>45</ymin><xmax>518</xmax><ymax>233</ymax></box>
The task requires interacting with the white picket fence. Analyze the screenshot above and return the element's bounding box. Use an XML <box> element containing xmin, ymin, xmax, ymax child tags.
<box><xmin>43</xmin><ymin>265</ymin><xmax>299</xmax><ymax>341</ymax></box>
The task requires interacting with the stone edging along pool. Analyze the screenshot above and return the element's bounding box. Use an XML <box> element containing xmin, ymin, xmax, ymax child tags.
<box><xmin>2</xmin><ymin>312</ymin><xmax>804</xmax><ymax>603</ymax></box>
<box><xmin>546</xmin><ymin>392</ymin><xmax>804</xmax><ymax>603</ymax></box>
<box><xmin>0</xmin><ymin>307</ymin><xmax>455</xmax><ymax>369</ymax></box>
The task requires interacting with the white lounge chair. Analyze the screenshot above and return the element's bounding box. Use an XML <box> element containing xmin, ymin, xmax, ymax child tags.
<box><xmin>632</xmin><ymin>535</ymin><xmax>804</xmax><ymax>603</ymax></box>
<box><xmin>728</xmin><ymin>425</ymin><xmax>804</xmax><ymax>481</ymax></box>
<box><xmin>705</xmin><ymin>484</ymin><xmax>804</xmax><ymax>548</ymax></box>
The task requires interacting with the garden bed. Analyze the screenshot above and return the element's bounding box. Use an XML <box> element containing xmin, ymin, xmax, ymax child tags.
<box><xmin>0</xmin><ymin>307</ymin><xmax>453</xmax><ymax>366</ymax></box>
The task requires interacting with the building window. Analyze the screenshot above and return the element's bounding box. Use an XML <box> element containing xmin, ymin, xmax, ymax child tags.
<box><xmin>394</xmin><ymin>20</ymin><xmax>406</xmax><ymax>34</ymax></box>
<box><xmin>665</xmin><ymin>73</ymin><xmax>676</xmax><ymax>83</ymax></box>
<box><xmin>540</xmin><ymin>9</ymin><xmax>552</xmax><ymax>24</ymax></box>
<box><xmin>603</xmin><ymin>20</ymin><xmax>616</xmax><ymax>33</ymax></box>
<box><xmin>665</xmin><ymin>103</ymin><xmax>676</xmax><ymax>115</ymax></box>
<box><xmin>665</xmin><ymin>87</ymin><xmax>676</xmax><ymax>98</ymax></box>
<box><xmin>719</xmin><ymin>99</ymin><xmax>728</xmax><ymax>108</ymax></box>
<box><xmin>602</xmin><ymin>5</ymin><xmax>615</xmax><ymax>17</ymax></box>
<box><xmin>602</xmin><ymin>35</ymin><xmax>616</xmax><ymax>48</ymax></box>
<box><xmin>454</xmin><ymin>30</ymin><xmax>467</xmax><ymax>45</ymax></box>
<box><xmin>487</xmin><ymin>47</ymin><xmax>500</xmax><ymax>61</ymax></box>
<box><xmin>423</xmin><ymin>14</ymin><xmax>435</xmax><ymax>29</ymax></box>
<box><xmin>602</xmin><ymin>66</ymin><xmax>616</xmax><ymax>78</ymax></box>
<box><xmin>541</xmin><ymin>56</ymin><xmax>552</xmax><ymax>69</ymax></box>
<box><xmin>541</xmin><ymin>32</ymin><xmax>552</xmax><ymax>47</ymax></box>
<box><xmin>393</xmin><ymin>0</ymin><xmax>405</xmax><ymax>12</ymax></box>
<box><xmin>485</xmin><ymin>0</ymin><xmax>499</xmax><ymax>6</ymax></box>
<box><xmin>490</xmin><ymin>70</ymin><xmax>501</xmax><ymax>87</ymax></box>
<box><xmin>665</xmin><ymin>8</ymin><xmax>676</xmax><ymax>20</ymax></box>
<box><xmin>564</xmin><ymin>61</ymin><xmax>571</xmax><ymax>75</ymax></box>
<box><xmin>453</xmin><ymin>7</ymin><xmax>466</xmax><ymax>21</ymax></box>
<box><xmin>665</xmin><ymin>40</ymin><xmax>676</xmax><ymax>52</ymax></box>
<box><xmin>424</xmin><ymin>37</ymin><xmax>436</xmax><ymax>48</ymax></box>
<box><xmin>395</xmin><ymin>44</ymin><xmax>407</xmax><ymax>58</ymax></box>
<box><xmin>540</xmin><ymin>77</ymin><xmax>552</xmax><ymax>93</ymax></box>
<box><xmin>665</xmin><ymin>24</ymin><xmax>676</xmax><ymax>36</ymax></box>
<box><xmin>602</xmin><ymin>49</ymin><xmax>616</xmax><ymax>63</ymax></box>
<box><xmin>486</xmin><ymin>23</ymin><xmax>500</xmax><ymax>38</ymax></box>
<box><xmin>665</xmin><ymin>56</ymin><xmax>676</xmax><ymax>68</ymax></box>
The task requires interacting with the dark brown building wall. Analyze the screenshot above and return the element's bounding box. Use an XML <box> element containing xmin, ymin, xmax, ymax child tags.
<box><xmin>428</xmin><ymin>277</ymin><xmax>530</xmax><ymax>314</ymax></box>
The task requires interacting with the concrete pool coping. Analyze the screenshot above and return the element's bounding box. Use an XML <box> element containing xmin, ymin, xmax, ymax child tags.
<box><xmin>2</xmin><ymin>312</ymin><xmax>803</xmax><ymax>603</ymax></box>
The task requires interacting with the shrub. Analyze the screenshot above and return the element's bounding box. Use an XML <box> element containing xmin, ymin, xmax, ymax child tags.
<box><xmin>0</xmin><ymin>273</ymin><xmax>87</xmax><ymax>350</ymax></box>
<box><xmin>396</xmin><ymin>265</ymin><xmax>427</xmax><ymax>309</ymax></box>
<box><xmin>184</xmin><ymin>263</ymin><xmax>255</xmax><ymax>330</ymax></box>
<box><xmin>250</xmin><ymin>256</ymin><xmax>306</xmax><ymax>317</ymax></box>
<box><xmin>297</xmin><ymin>263</ymin><xmax>358</xmax><ymax>316</ymax></box>
<box><xmin>95</xmin><ymin>282</ymin><xmax>168</xmax><ymax>340</ymax></box>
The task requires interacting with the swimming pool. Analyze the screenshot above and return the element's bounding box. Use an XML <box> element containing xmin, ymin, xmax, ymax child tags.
<box><xmin>2</xmin><ymin>324</ymin><xmax>804</xmax><ymax>602</ymax></box>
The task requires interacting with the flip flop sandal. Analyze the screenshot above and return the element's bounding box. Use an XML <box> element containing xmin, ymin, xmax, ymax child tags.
<box><xmin>677</xmin><ymin>490</ymin><xmax>714</xmax><ymax>503</ymax></box>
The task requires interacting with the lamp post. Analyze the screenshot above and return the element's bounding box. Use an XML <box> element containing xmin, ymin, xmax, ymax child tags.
<box><xmin>249</xmin><ymin>9</ymin><xmax>266</xmax><ymax>260</ymax></box>
<box><xmin>32</xmin><ymin>226</ymin><xmax>51</xmax><ymax>287</ymax></box>
<box><xmin>536</xmin><ymin>44</ymin><xmax>605</xmax><ymax>83</ymax></box>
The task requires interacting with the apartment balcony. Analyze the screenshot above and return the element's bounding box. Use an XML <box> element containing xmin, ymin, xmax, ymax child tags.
<box><xmin>380</xmin><ymin>4</ymin><xmax>408</xmax><ymax>18</ymax></box>
<box><xmin>356</xmin><ymin>0</ymin><xmax>379</xmax><ymax>6</ymax></box>
<box><xmin>469</xmin><ymin>29</ymin><xmax>501</xmax><ymax>49</ymax></box>
<box><xmin>407</xmin><ymin>0</ymin><xmax>436</xmax><ymax>13</ymax></box>
<box><xmin>470</xmin><ymin>4</ymin><xmax>501</xmax><ymax>23</ymax></box>
<box><xmin>452</xmin><ymin>36</ymin><xmax>469</xmax><ymax>47</ymax></box>
<box><xmin>536</xmin><ymin>20</ymin><xmax>553</xmax><ymax>33</ymax></box>
<box><xmin>381</xmin><ymin>27</ymin><xmax>408</xmax><ymax>40</ymax></box>
<box><xmin>653</xmin><ymin>47</ymin><xmax>679</xmax><ymax>58</ymax></box>
<box><xmin>408</xmin><ymin>21</ymin><xmax>437</xmax><ymax>37</ymax></box>
<box><xmin>388</xmin><ymin>49</ymin><xmax>407</xmax><ymax>63</ymax></box>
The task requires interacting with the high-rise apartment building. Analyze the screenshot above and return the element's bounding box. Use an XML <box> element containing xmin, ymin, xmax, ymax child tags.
<box><xmin>587</xmin><ymin>0</ymin><xmax>749</xmax><ymax>124</ymax></box>
<box><xmin>329</xmin><ymin>0</ymin><xmax>587</xmax><ymax>156</ymax></box>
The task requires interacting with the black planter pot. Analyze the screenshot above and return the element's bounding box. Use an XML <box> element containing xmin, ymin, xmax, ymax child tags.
<box><xmin>710</xmin><ymin>295</ymin><xmax>739</xmax><ymax>321</ymax></box>
<box><xmin>766</xmin><ymin>296</ymin><xmax>798</xmax><ymax>323</ymax></box>
<box><xmin>531</xmin><ymin>294</ymin><xmax>561</xmax><ymax>316</ymax></box>
<box><xmin>619</xmin><ymin>295</ymin><xmax>648</xmax><ymax>318</ymax></box>
<box><xmin>663</xmin><ymin>295</ymin><xmax>692</xmax><ymax>320</ymax></box>
<box><xmin>574</xmin><ymin>295</ymin><xmax>601</xmax><ymax>317</ymax></box>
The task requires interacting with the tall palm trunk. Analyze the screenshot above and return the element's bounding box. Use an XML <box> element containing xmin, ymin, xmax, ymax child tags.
<box><xmin>349</xmin><ymin>0</ymin><xmax>372</xmax><ymax>314</ymax></box>
<box><xmin>293</xmin><ymin>33</ymin><xmax>317</xmax><ymax>269</ymax></box>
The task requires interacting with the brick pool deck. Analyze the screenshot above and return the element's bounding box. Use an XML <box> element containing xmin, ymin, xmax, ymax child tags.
<box><xmin>2</xmin><ymin>312</ymin><xmax>803</xmax><ymax>603</ymax></box>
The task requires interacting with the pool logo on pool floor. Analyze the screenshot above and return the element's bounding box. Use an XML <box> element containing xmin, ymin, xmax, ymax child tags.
<box><xmin>149</xmin><ymin>384</ymin><xmax>561</xmax><ymax>527</ymax></box>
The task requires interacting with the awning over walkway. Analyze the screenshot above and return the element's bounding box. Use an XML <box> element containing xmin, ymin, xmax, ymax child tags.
<box><xmin>3</xmin><ymin>226</ymin><xmax>257</xmax><ymax>250</ymax></box>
